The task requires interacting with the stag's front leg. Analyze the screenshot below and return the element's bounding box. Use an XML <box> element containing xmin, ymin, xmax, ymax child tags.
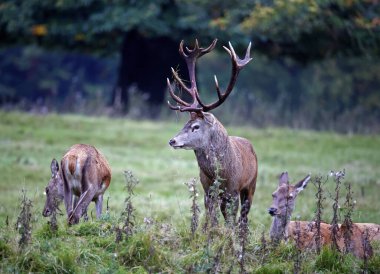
<box><xmin>220</xmin><ymin>191</ymin><xmax>239</xmax><ymax>225</ymax></box>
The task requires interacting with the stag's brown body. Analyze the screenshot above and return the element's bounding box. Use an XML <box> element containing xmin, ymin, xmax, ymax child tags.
<box><xmin>194</xmin><ymin>118</ymin><xmax>258</xmax><ymax>221</ymax></box>
<box><xmin>167</xmin><ymin>39</ymin><xmax>257</xmax><ymax>223</ymax></box>
<box><xmin>43</xmin><ymin>144</ymin><xmax>111</xmax><ymax>225</ymax></box>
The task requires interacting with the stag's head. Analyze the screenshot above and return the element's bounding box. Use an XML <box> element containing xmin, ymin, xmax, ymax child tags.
<box><xmin>167</xmin><ymin>39</ymin><xmax>252</xmax><ymax>150</ymax></box>
<box><xmin>268</xmin><ymin>172</ymin><xmax>311</xmax><ymax>218</ymax></box>
<box><xmin>42</xmin><ymin>159</ymin><xmax>64</xmax><ymax>217</ymax></box>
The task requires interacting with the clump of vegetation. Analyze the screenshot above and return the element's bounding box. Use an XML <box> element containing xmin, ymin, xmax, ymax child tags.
<box><xmin>117</xmin><ymin>170</ymin><xmax>139</xmax><ymax>242</ymax></box>
<box><xmin>312</xmin><ymin>175</ymin><xmax>327</xmax><ymax>254</ymax></box>
<box><xmin>15</xmin><ymin>190</ymin><xmax>33</xmax><ymax>249</ymax></box>
<box><xmin>185</xmin><ymin>178</ymin><xmax>200</xmax><ymax>238</ymax></box>
<box><xmin>330</xmin><ymin>170</ymin><xmax>345</xmax><ymax>251</ymax></box>
<box><xmin>342</xmin><ymin>182</ymin><xmax>355</xmax><ymax>254</ymax></box>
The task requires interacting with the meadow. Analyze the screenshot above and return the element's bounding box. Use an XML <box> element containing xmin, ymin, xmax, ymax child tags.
<box><xmin>0</xmin><ymin>111</ymin><xmax>379</xmax><ymax>273</ymax></box>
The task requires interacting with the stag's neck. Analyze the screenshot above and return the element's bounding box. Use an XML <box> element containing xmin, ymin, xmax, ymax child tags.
<box><xmin>194</xmin><ymin>122</ymin><xmax>234</xmax><ymax>181</ymax></box>
<box><xmin>270</xmin><ymin>215</ymin><xmax>291</xmax><ymax>242</ymax></box>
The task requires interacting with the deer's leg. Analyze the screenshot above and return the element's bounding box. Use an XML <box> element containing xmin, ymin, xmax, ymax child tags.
<box><xmin>72</xmin><ymin>195</ymin><xmax>88</xmax><ymax>221</ymax></box>
<box><xmin>95</xmin><ymin>194</ymin><xmax>103</xmax><ymax>219</ymax></box>
<box><xmin>220</xmin><ymin>191</ymin><xmax>239</xmax><ymax>224</ymax></box>
<box><xmin>69</xmin><ymin>186</ymin><xmax>97</xmax><ymax>225</ymax></box>
<box><xmin>63</xmin><ymin>185</ymin><xmax>73</xmax><ymax>219</ymax></box>
<box><xmin>239</xmin><ymin>188</ymin><xmax>252</xmax><ymax>225</ymax></box>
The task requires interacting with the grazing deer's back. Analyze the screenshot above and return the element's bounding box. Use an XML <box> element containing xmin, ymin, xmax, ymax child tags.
<box><xmin>62</xmin><ymin>144</ymin><xmax>111</xmax><ymax>188</ymax></box>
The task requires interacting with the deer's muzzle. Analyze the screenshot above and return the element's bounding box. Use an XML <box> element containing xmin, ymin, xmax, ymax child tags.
<box><xmin>268</xmin><ymin>207</ymin><xmax>278</xmax><ymax>216</ymax></box>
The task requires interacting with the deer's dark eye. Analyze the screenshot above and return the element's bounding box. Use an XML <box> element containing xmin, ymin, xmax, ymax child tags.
<box><xmin>45</xmin><ymin>187</ymin><xmax>49</xmax><ymax>194</ymax></box>
<box><xmin>192</xmin><ymin>125</ymin><xmax>200</xmax><ymax>132</ymax></box>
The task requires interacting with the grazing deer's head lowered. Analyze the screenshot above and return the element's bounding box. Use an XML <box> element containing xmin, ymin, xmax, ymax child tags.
<box><xmin>42</xmin><ymin>144</ymin><xmax>111</xmax><ymax>225</ymax></box>
<box><xmin>167</xmin><ymin>39</ymin><xmax>257</xmax><ymax>225</ymax></box>
<box><xmin>43</xmin><ymin>159</ymin><xmax>64</xmax><ymax>217</ymax></box>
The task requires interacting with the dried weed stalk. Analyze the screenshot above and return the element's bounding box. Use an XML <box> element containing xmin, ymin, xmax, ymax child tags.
<box><xmin>330</xmin><ymin>170</ymin><xmax>345</xmax><ymax>251</ymax></box>
<box><xmin>118</xmin><ymin>170</ymin><xmax>139</xmax><ymax>241</ymax></box>
<box><xmin>15</xmin><ymin>189</ymin><xmax>33</xmax><ymax>249</ymax></box>
<box><xmin>185</xmin><ymin>178</ymin><xmax>200</xmax><ymax>238</ymax></box>
<box><xmin>293</xmin><ymin>218</ymin><xmax>302</xmax><ymax>274</ymax></box>
<box><xmin>342</xmin><ymin>182</ymin><xmax>355</xmax><ymax>254</ymax></box>
<box><xmin>312</xmin><ymin>175</ymin><xmax>326</xmax><ymax>254</ymax></box>
<box><xmin>361</xmin><ymin>228</ymin><xmax>373</xmax><ymax>273</ymax></box>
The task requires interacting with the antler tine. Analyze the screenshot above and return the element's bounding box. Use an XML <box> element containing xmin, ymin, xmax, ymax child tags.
<box><xmin>168</xmin><ymin>39</ymin><xmax>218</xmax><ymax>113</ymax></box>
<box><xmin>167</xmin><ymin>78</ymin><xmax>191</xmax><ymax>107</ymax></box>
<box><xmin>201</xmin><ymin>41</ymin><xmax>253</xmax><ymax>112</ymax></box>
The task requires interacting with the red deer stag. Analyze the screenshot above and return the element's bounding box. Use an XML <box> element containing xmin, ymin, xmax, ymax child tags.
<box><xmin>42</xmin><ymin>144</ymin><xmax>111</xmax><ymax>225</ymax></box>
<box><xmin>167</xmin><ymin>39</ymin><xmax>257</xmax><ymax>225</ymax></box>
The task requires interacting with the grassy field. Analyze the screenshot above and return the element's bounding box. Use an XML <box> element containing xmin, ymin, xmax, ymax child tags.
<box><xmin>0</xmin><ymin>111</ymin><xmax>379</xmax><ymax>273</ymax></box>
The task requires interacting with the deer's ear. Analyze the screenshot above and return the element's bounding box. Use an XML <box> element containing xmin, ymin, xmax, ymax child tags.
<box><xmin>50</xmin><ymin>159</ymin><xmax>59</xmax><ymax>178</ymax></box>
<box><xmin>203</xmin><ymin>112</ymin><xmax>215</xmax><ymax>125</ymax></box>
<box><xmin>294</xmin><ymin>174</ymin><xmax>311</xmax><ymax>194</ymax></box>
<box><xmin>190</xmin><ymin>112</ymin><xmax>204</xmax><ymax>120</ymax></box>
<box><xmin>278</xmin><ymin>172</ymin><xmax>289</xmax><ymax>186</ymax></box>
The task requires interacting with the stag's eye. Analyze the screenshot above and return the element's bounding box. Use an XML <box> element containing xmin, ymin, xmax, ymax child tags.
<box><xmin>192</xmin><ymin>125</ymin><xmax>200</xmax><ymax>132</ymax></box>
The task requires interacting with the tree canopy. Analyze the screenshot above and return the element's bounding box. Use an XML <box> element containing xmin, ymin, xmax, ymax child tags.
<box><xmin>1</xmin><ymin>0</ymin><xmax>379</xmax><ymax>62</ymax></box>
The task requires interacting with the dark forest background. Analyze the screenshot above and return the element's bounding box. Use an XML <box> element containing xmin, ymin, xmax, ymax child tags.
<box><xmin>1</xmin><ymin>0</ymin><xmax>379</xmax><ymax>133</ymax></box>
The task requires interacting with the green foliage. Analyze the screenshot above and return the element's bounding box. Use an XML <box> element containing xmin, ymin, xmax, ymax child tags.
<box><xmin>241</xmin><ymin>0</ymin><xmax>380</xmax><ymax>61</ymax></box>
<box><xmin>1</xmin><ymin>0</ymin><xmax>379</xmax><ymax>60</ymax></box>
<box><xmin>314</xmin><ymin>246</ymin><xmax>358</xmax><ymax>273</ymax></box>
<box><xmin>0</xmin><ymin>239</ymin><xmax>13</xmax><ymax>260</ymax></box>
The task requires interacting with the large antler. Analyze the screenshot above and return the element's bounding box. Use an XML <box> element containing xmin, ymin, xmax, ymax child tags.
<box><xmin>167</xmin><ymin>39</ymin><xmax>252</xmax><ymax>113</ymax></box>
<box><xmin>199</xmin><ymin>42</ymin><xmax>252</xmax><ymax>112</ymax></box>
<box><xmin>167</xmin><ymin>39</ymin><xmax>217</xmax><ymax>113</ymax></box>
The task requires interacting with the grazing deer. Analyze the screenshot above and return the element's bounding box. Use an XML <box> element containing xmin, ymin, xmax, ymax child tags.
<box><xmin>42</xmin><ymin>144</ymin><xmax>111</xmax><ymax>225</ymax></box>
<box><xmin>167</xmin><ymin>39</ymin><xmax>257</xmax><ymax>224</ymax></box>
<box><xmin>269</xmin><ymin>172</ymin><xmax>380</xmax><ymax>257</ymax></box>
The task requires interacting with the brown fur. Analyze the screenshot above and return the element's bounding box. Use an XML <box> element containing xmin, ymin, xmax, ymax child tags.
<box><xmin>42</xmin><ymin>144</ymin><xmax>111</xmax><ymax>225</ymax></box>
<box><xmin>269</xmin><ymin>173</ymin><xmax>380</xmax><ymax>258</ymax></box>
<box><xmin>171</xmin><ymin>113</ymin><xmax>258</xmax><ymax>223</ymax></box>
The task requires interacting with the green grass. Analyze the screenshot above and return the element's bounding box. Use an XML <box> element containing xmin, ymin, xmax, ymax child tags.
<box><xmin>0</xmin><ymin>111</ymin><xmax>379</xmax><ymax>273</ymax></box>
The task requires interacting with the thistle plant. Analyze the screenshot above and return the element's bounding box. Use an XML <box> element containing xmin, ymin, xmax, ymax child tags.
<box><xmin>313</xmin><ymin>175</ymin><xmax>327</xmax><ymax>254</ymax></box>
<box><xmin>342</xmin><ymin>182</ymin><xmax>355</xmax><ymax>254</ymax></box>
<box><xmin>119</xmin><ymin>170</ymin><xmax>139</xmax><ymax>241</ymax></box>
<box><xmin>330</xmin><ymin>170</ymin><xmax>345</xmax><ymax>251</ymax></box>
<box><xmin>185</xmin><ymin>178</ymin><xmax>200</xmax><ymax>238</ymax></box>
<box><xmin>15</xmin><ymin>189</ymin><xmax>33</xmax><ymax>249</ymax></box>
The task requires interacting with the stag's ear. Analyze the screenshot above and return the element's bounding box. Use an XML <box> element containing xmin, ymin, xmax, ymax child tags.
<box><xmin>203</xmin><ymin>112</ymin><xmax>215</xmax><ymax>125</ymax></box>
<box><xmin>278</xmin><ymin>172</ymin><xmax>289</xmax><ymax>186</ymax></box>
<box><xmin>50</xmin><ymin>159</ymin><xmax>59</xmax><ymax>178</ymax></box>
<box><xmin>294</xmin><ymin>174</ymin><xmax>311</xmax><ymax>194</ymax></box>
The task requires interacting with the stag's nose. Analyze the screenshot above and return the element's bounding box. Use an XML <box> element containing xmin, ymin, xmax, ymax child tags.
<box><xmin>169</xmin><ymin>139</ymin><xmax>176</xmax><ymax>147</ymax></box>
<box><xmin>268</xmin><ymin>207</ymin><xmax>277</xmax><ymax>216</ymax></box>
